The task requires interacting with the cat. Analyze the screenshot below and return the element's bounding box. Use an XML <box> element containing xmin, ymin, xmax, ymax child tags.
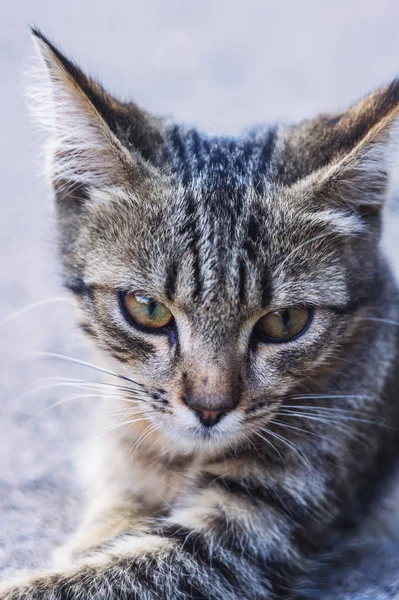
<box><xmin>1</xmin><ymin>27</ymin><xmax>399</xmax><ymax>599</ymax></box>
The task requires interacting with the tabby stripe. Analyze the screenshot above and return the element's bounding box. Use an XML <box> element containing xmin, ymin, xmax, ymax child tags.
<box><xmin>260</xmin><ymin>268</ymin><xmax>273</xmax><ymax>307</ymax></box>
<box><xmin>191</xmin><ymin>129</ymin><xmax>206</xmax><ymax>173</ymax></box>
<box><xmin>153</xmin><ymin>522</ymin><xmax>297</xmax><ymax>597</ymax></box>
<box><xmin>164</xmin><ymin>259</ymin><xmax>178</xmax><ymax>301</ymax></box>
<box><xmin>169</xmin><ymin>125</ymin><xmax>192</xmax><ymax>186</ymax></box>
<box><xmin>238</xmin><ymin>255</ymin><xmax>247</xmax><ymax>303</ymax></box>
<box><xmin>255</xmin><ymin>126</ymin><xmax>278</xmax><ymax>190</ymax></box>
<box><xmin>183</xmin><ymin>191</ymin><xmax>203</xmax><ymax>299</ymax></box>
<box><xmin>202</xmin><ymin>473</ymin><xmax>310</xmax><ymax>523</ymax></box>
<box><xmin>64</xmin><ymin>277</ymin><xmax>89</xmax><ymax>296</ymax></box>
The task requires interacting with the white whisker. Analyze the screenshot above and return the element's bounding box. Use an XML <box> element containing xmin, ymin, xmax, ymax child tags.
<box><xmin>271</xmin><ymin>419</ymin><xmax>325</xmax><ymax>440</ymax></box>
<box><xmin>91</xmin><ymin>415</ymin><xmax>155</xmax><ymax>442</ymax></box>
<box><xmin>130</xmin><ymin>424</ymin><xmax>159</xmax><ymax>459</ymax></box>
<box><xmin>252</xmin><ymin>430</ymin><xmax>285</xmax><ymax>464</ymax></box>
<box><xmin>16</xmin><ymin>379</ymin><xmax>148</xmax><ymax>406</ymax></box>
<box><xmin>259</xmin><ymin>427</ymin><xmax>312</xmax><ymax>470</ymax></box>
<box><xmin>0</xmin><ymin>297</ymin><xmax>72</xmax><ymax>327</ymax></box>
<box><xmin>280</xmin><ymin>408</ymin><xmax>388</xmax><ymax>427</ymax></box>
<box><xmin>29</xmin><ymin>351</ymin><xmax>143</xmax><ymax>387</ymax></box>
<box><xmin>355</xmin><ymin>317</ymin><xmax>399</xmax><ymax>326</ymax></box>
<box><xmin>290</xmin><ymin>394</ymin><xmax>373</xmax><ymax>401</ymax></box>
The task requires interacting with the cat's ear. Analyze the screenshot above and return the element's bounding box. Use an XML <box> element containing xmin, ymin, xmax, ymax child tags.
<box><xmin>292</xmin><ymin>81</ymin><xmax>399</xmax><ymax>215</ymax></box>
<box><xmin>27</xmin><ymin>29</ymin><xmax>163</xmax><ymax>198</ymax></box>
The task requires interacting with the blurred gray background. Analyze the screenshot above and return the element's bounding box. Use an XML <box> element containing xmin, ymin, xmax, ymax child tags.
<box><xmin>1</xmin><ymin>0</ymin><xmax>399</xmax><ymax>578</ymax></box>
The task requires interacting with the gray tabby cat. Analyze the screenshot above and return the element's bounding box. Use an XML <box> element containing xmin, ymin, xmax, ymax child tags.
<box><xmin>1</xmin><ymin>28</ymin><xmax>399</xmax><ymax>599</ymax></box>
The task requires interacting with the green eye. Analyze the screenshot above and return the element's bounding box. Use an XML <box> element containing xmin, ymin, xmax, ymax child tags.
<box><xmin>121</xmin><ymin>292</ymin><xmax>173</xmax><ymax>330</ymax></box>
<box><xmin>258</xmin><ymin>307</ymin><xmax>313</xmax><ymax>342</ymax></box>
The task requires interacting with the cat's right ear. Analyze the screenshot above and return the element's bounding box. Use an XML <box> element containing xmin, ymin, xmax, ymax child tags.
<box><xmin>27</xmin><ymin>29</ymin><xmax>163</xmax><ymax>200</ymax></box>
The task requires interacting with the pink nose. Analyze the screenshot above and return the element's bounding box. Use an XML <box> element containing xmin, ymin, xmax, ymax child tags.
<box><xmin>197</xmin><ymin>409</ymin><xmax>226</xmax><ymax>427</ymax></box>
<box><xmin>182</xmin><ymin>394</ymin><xmax>236</xmax><ymax>427</ymax></box>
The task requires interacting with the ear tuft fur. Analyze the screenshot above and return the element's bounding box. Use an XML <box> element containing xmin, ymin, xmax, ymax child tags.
<box><xmin>25</xmin><ymin>28</ymin><xmax>137</xmax><ymax>193</ymax></box>
<box><xmin>290</xmin><ymin>80</ymin><xmax>399</xmax><ymax>216</ymax></box>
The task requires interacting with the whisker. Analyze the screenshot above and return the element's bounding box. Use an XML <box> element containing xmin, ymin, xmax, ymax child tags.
<box><xmin>278</xmin><ymin>412</ymin><xmax>372</xmax><ymax>443</ymax></box>
<box><xmin>283</xmin><ymin>405</ymin><xmax>374</xmax><ymax>415</ymax></box>
<box><xmin>0</xmin><ymin>297</ymin><xmax>72</xmax><ymax>327</ymax></box>
<box><xmin>278</xmin><ymin>413</ymin><xmax>382</xmax><ymax>442</ymax></box>
<box><xmin>280</xmin><ymin>408</ymin><xmax>388</xmax><ymax>427</ymax></box>
<box><xmin>22</xmin><ymin>393</ymin><xmax>150</xmax><ymax>429</ymax></box>
<box><xmin>34</xmin><ymin>375</ymin><xmax>146</xmax><ymax>395</ymax></box>
<box><xmin>30</xmin><ymin>351</ymin><xmax>144</xmax><ymax>387</ymax></box>
<box><xmin>259</xmin><ymin>427</ymin><xmax>312</xmax><ymax>470</ymax></box>
<box><xmin>16</xmin><ymin>379</ymin><xmax>148</xmax><ymax>406</ymax></box>
<box><xmin>271</xmin><ymin>419</ymin><xmax>325</xmax><ymax>440</ymax></box>
<box><xmin>290</xmin><ymin>394</ymin><xmax>373</xmax><ymax>401</ymax></box>
<box><xmin>130</xmin><ymin>424</ymin><xmax>159</xmax><ymax>459</ymax></box>
<box><xmin>241</xmin><ymin>433</ymin><xmax>261</xmax><ymax>457</ymax></box>
<box><xmin>91</xmin><ymin>415</ymin><xmax>155</xmax><ymax>441</ymax></box>
<box><xmin>355</xmin><ymin>317</ymin><xmax>399</xmax><ymax>326</ymax></box>
<box><xmin>252</xmin><ymin>430</ymin><xmax>285</xmax><ymax>464</ymax></box>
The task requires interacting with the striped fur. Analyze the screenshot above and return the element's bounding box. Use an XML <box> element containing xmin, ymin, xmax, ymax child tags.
<box><xmin>2</xmin><ymin>28</ymin><xmax>399</xmax><ymax>600</ymax></box>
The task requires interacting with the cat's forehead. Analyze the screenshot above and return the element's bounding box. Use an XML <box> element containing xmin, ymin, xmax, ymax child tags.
<box><xmin>85</xmin><ymin>128</ymin><xmax>365</xmax><ymax>315</ymax></box>
<box><xmin>87</xmin><ymin>162</ymin><xmax>349</xmax><ymax>315</ymax></box>
<box><xmin>165</xmin><ymin>125</ymin><xmax>279</xmax><ymax>189</ymax></box>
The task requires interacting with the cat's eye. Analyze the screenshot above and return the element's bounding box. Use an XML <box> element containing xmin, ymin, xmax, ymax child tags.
<box><xmin>257</xmin><ymin>306</ymin><xmax>313</xmax><ymax>342</ymax></box>
<box><xmin>121</xmin><ymin>292</ymin><xmax>173</xmax><ymax>330</ymax></box>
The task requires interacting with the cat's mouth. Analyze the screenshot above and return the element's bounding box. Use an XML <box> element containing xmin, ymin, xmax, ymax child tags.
<box><xmin>157</xmin><ymin>407</ymin><xmax>244</xmax><ymax>453</ymax></box>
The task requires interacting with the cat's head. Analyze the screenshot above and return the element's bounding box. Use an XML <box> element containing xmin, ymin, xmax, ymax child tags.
<box><xmin>29</xmin><ymin>29</ymin><xmax>399</xmax><ymax>454</ymax></box>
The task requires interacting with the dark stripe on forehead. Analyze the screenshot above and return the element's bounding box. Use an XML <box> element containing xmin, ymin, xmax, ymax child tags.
<box><xmin>260</xmin><ymin>269</ymin><xmax>273</xmax><ymax>308</ymax></box>
<box><xmin>169</xmin><ymin>125</ymin><xmax>192</xmax><ymax>186</ymax></box>
<box><xmin>258</xmin><ymin>127</ymin><xmax>278</xmax><ymax>173</ymax></box>
<box><xmin>181</xmin><ymin>191</ymin><xmax>203</xmax><ymax>299</ymax></box>
<box><xmin>208</xmin><ymin>142</ymin><xmax>231</xmax><ymax>178</ymax></box>
<box><xmin>233</xmin><ymin>139</ymin><xmax>256</xmax><ymax>178</ymax></box>
<box><xmin>238</xmin><ymin>256</ymin><xmax>247</xmax><ymax>304</ymax></box>
<box><xmin>165</xmin><ymin>259</ymin><xmax>177</xmax><ymax>302</ymax></box>
<box><xmin>244</xmin><ymin>213</ymin><xmax>261</xmax><ymax>262</ymax></box>
<box><xmin>254</xmin><ymin>126</ymin><xmax>278</xmax><ymax>190</ymax></box>
<box><xmin>190</xmin><ymin>129</ymin><xmax>206</xmax><ymax>173</ymax></box>
<box><xmin>166</xmin><ymin>125</ymin><xmax>279</xmax><ymax>189</ymax></box>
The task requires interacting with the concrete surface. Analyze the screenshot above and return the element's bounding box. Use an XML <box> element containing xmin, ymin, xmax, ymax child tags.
<box><xmin>1</xmin><ymin>0</ymin><xmax>399</xmax><ymax>579</ymax></box>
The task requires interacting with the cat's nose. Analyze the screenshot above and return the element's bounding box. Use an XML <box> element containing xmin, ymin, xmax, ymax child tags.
<box><xmin>182</xmin><ymin>395</ymin><xmax>237</xmax><ymax>427</ymax></box>
<box><xmin>197</xmin><ymin>409</ymin><xmax>225</xmax><ymax>427</ymax></box>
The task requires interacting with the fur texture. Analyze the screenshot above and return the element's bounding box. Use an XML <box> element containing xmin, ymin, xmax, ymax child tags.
<box><xmin>2</xmin><ymin>28</ymin><xmax>399</xmax><ymax>599</ymax></box>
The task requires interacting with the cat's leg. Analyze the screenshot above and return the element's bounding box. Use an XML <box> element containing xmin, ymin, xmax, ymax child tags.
<box><xmin>52</xmin><ymin>500</ymin><xmax>142</xmax><ymax>567</ymax></box>
<box><xmin>0</xmin><ymin>464</ymin><xmax>326</xmax><ymax>600</ymax></box>
<box><xmin>53</xmin><ymin>430</ymin><xmax>194</xmax><ymax>567</ymax></box>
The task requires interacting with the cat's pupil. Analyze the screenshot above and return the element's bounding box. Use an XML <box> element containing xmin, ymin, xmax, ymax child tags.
<box><xmin>147</xmin><ymin>301</ymin><xmax>157</xmax><ymax>317</ymax></box>
<box><xmin>280</xmin><ymin>310</ymin><xmax>290</xmax><ymax>328</ymax></box>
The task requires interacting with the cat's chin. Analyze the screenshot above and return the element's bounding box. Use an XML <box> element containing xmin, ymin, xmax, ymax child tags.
<box><xmin>158</xmin><ymin>415</ymin><xmax>246</xmax><ymax>456</ymax></box>
<box><xmin>163</xmin><ymin>431</ymin><xmax>238</xmax><ymax>455</ymax></box>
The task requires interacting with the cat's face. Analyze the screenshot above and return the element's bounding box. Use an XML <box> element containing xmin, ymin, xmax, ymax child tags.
<box><xmin>79</xmin><ymin>176</ymin><xmax>361</xmax><ymax>452</ymax></box>
<box><xmin>30</xmin><ymin>30</ymin><xmax>397</xmax><ymax>453</ymax></box>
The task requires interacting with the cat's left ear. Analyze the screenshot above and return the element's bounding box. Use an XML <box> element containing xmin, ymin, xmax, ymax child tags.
<box><xmin>27</xmin><ymin>28</ymin><xmax>164</xmax><ymax>198</ymax></box>
<box><xmin>293</xmin><ymin>81</ymin><xmax>399</xmax><ymax>215</ymax></box>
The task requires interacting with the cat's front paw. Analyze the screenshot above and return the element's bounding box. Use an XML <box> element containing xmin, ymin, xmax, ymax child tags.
<box><xmin>0</xmin><ymin>572</ymin><xmax>58</xmax><ymax>600</ymax></box>
<box><xmin>0</xmin><ymin>566</ymin><xmax>96</xmax><ymax>600</ymax></box>
<box><xmin>0</xmin><ymin>558</ymin><xmax>137</xmax><ymax>600</ymax></box>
